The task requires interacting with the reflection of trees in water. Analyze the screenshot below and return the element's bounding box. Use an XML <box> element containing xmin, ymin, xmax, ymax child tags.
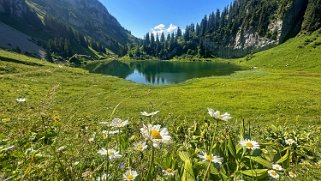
<box><xmin>91</xmin><ymin>60</ymin><xmax>134</xmax><ymax>78</ymax></box>
<box><xmin>87</xmin><ymin>60</ymin><xmax>245</xmax><ymax>84</ymax></box>
<box><xmin>131</xmin><ymin>61</ymin><xmax>244</xmax><ymax>84</ymax></box>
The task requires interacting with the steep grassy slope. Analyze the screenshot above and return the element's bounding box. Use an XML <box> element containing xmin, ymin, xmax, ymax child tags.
<box><xmin>240</xmin><ymin>30</ymin><xmax>321</xmax><ymax>72</ymax></box>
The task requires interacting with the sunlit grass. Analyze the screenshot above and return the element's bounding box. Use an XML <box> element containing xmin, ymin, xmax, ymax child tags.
<box><xmin>1</xmin><ymin>32</ymin><xmax>321</xmax><ymax>179</ymax></box>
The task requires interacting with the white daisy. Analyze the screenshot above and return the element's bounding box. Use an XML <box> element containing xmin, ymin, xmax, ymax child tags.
<box><xmin>110</xmin><ymin>118</ymin><xmax>129</xmax><ymax>128</ymax></box>
<box><xmin>97</xmin><ymin>148</ymin><xmax>122</xmax><ymax>160</ymax></box>
<box><xmin>268</xmin><ymin>170</ymin><xmax>279</xmax><ymax>179</ymax></box>
<box><xmin>163</xmin><ymin>168</ymin><xmax>176</xmax><ymax>176</ymax></box>
<box><xmin>96</xmin><ymin>173</ymin><xmax>109</xmax><ymax>181</ymax></box>
<box><xmin>197</xmin><ymin>152</ymin><xmax>223</xmax><ymax>164</ymax></box>
<box><xmin>140</xmin><ymin>111</ymin><xmax>159</xmax><ymax>117</ymax></box>
<box><xmin>133</xmin><ymin>141</ymin><xmax>148</xmax><ymax>152</ymax></box>
<box><xmin>285</xmin><ymin>138</ymin><xmax>296</xmax><ymax>145</ymax></box>
<box><xmin>140</xmin><ymin>124</ymin><xmax>171</xmax><ymax>147</ymax></box>
<box><xmin>288</xmin><ymin>171</ymin><xmax>297</xmax><ymax>178</ymax></box>
<box><xmin>123</xmin><ymin>169</ymin><xmax>138</xmax><ymax>180</ymax></box>
<box><xmin>239</xmin><ymin>139</ymin><xmax>260</xmax><ymax>150</ymax></box>
<box><xmin>16</xmin><ymin>98</ymin><xmax>27</xmax><ymax>103</ymax></box>
<box><xmin>272</xmin><ymin>163</ymin><xmax>283</xmax><ymax>171</ymax></box>
<box><xmin>207</xmin><ymin>108</ymin><xmax>232</xmax><ymax>121</ymax></box>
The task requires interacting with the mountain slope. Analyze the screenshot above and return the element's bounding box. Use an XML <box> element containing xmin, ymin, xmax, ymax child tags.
<box><xmin>0</xmin><ymin>0</ymin><xmax>135</xmax><ymax>58</ymax></box>
<box><xmin>137</xmin><ymin>0</ymin><xmax>321</xmax><ymax>59</ymax></box>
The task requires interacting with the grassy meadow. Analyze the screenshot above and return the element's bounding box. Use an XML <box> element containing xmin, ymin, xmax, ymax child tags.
<box><xmin>1</xmin><ymin>32</ymin><xmax>321</xmax><ymax>180</ymax></box>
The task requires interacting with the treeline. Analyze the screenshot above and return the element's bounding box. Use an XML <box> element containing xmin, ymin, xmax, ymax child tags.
<box><xmin>44</xmin><ymin>16</ymin><xmax>107</xmax><ymax>58</ymax></box>
<box><xmin>129</xmin><ymin>0</ymin><xmax>321</xmax><ymax>59</ymax></box>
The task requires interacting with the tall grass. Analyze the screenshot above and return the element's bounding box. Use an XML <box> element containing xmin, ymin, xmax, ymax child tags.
<box><xmin>1</xmin><ymin>100</ymin><xmax>320</xmax><ymax>180</ymax></box>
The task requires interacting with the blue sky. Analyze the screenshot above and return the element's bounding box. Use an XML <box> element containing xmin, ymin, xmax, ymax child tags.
<box><xmin>99</xmin><ymin>0</ymin><xmax>234</xmax><ymax>38</ymax></box>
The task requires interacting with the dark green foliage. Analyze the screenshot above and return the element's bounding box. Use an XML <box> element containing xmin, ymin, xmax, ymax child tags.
<box><xmin>0</xmin><ymin>0</ymin><xmax>134</xmax><ymax>59</ymax></box>
<box><xmin>303</xmin><ymin>0</ymin><xmax>321</xmax><ymax>32</ymax></box>
<box><xmin>133</xmin><ymin>0</ymin><xmax>320</xmax><ymax>59</ymax></box>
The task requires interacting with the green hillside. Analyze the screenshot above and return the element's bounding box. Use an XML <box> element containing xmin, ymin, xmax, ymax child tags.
<box><xmin>1</xmin><ymin>32</ymin><xmax>321</xmax><ymax>179</ymax></box>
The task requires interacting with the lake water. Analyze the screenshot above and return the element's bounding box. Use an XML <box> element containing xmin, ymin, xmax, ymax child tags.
<box><xmin>86</xmin><ymin>60</ymin><xmax>244</xmax><ymax>85</ymax></box>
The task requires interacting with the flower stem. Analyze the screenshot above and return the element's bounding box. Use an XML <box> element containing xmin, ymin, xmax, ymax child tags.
<box><xmin>203</xmin><ymin>162</ymin><xmax>211</xmax><ymax>181</ymax></box>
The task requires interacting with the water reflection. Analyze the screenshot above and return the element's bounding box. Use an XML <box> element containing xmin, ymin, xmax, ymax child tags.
<box><xmin>86</xmin><ymin>60</ymin><xmax>244</xmax><ymax>85</ymax></box>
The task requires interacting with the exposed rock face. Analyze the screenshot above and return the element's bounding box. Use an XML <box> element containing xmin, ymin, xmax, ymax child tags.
<box><xmin>279</xmin><ymin>0</ymin><xmax>308</xmax><ymax>43</ymax></box>
<box><xmin>203</xmin><ymin>0</ymin><xmax>310</xmax><ymax>58</ymax></box>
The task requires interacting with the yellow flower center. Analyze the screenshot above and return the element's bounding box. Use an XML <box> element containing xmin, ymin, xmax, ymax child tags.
<box><xmin>137</xmin><ymin>145</ymin><xmax>143</xmax><ymax>150</ymax></box>
<box><xmin>127</xmin><ymin>174</ymin><xmax>134</xmax><ymax>179</ymax></box>
<box><xmin>245</xmin><ymin>142</ymin><xmax>254</xmax><ymax>148</ymax></box>
<box><xmin>271</xmin><ymin>171</ymin><xmax>277</xmax><ymax>176</ymax></box>
<box><xmin>108</xmin><ymin>151</ymin><xmax>114</xmax><ymax>155</ymax></box>
<box><xmin>166</xmin><ymin>168</ymin><xmax>173</xmax><ymax>173</ymax></box>
<box><xmin>150</xmin><ymin>130</ymin><xmax>162</xmax><ymax>139</ymax></box>
<box><xmin>205</xmin><ymin>155</ymin><xmax>213</xmax><ymax>161</ymax></box>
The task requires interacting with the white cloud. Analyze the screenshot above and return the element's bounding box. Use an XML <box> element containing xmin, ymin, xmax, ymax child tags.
<box><xmin>150</xmin><ymin>23</ymin><xmax>179</xmax><ymax>37</ymax></box>
<box><xmin>166</xmin><ymin>24</ymin><xmax>178</xmax><ymax>33</ymax></box>
<box><xmin>154</xmin><ymin>24</ymin><xmax>166</xmax><ymax>31</ymax></box>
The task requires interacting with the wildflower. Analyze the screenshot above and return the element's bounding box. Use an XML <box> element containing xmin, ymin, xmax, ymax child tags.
<box><xmin>272</xmin><ymin>163</ymin><xmax>283</xmax><ymax>171</ymax></box>
<box><xmin>110</xmin><ymin>118</ymin><xmax>129</xmax><ymax>128</ymax></box>
<box><xmin>88</xmin><ymin>132</ymin><xmax>96</xmax><ymax>142</ymax></box>
<box><xmin>285</xmin><ymin>138</ymin><xmax>296</xmax><ymax>145</ymax></box>
<box><xmin>288</xmin><ymin>171</ymin><xmax>297</xmax><ymax>178</ymax></box>
<box><xmin>82</xmin><ymin>170</ymin><xmax>93</xmax><ymax>178</ymax></box>
<box><xmin>88</xmin><ymin>137</ymin><xmax>95</xmax><ymax>142</ymax></box>
<box><xmin>140</xmin><ymin>111</ymin><xmax>159</xmax><ymax>117</ymax></box>
<box><xmin>197</xmin><ymin>151</ymin><xmax>223</xmax><ymax>164</ymax></box>
<box><xmin>140</xmin><ymin>124</ymin><xmax>171</xmax><ymax>147</ymax></box>
<box><xmin>261</xmin><ymin>148</ymin><xmax>268</xmax><ymax>154</ymax></box>
<box><xmin>16</xmin><ymin>98</ymin><xmax>27</xmax><ymax>103</ymax></box>
<box><xmin>239</xmin><ymin>139</ymin><xmax>260</xmax><ymax>150</ymax></box>
<box><xmin>133</xmin><ymin>141</ymin><xmax>148</xmax><ymax>152</ymax></box>
<box><xmin>207</xmin><ymin>108</ymin><xmax>232</xmax><ymax>121</ymax></box>
<box><xmin>163</xmin><ymin>168</ymin><xmax>176</xmax><ymax>176</ymax></box>
<box><xmin>268</xmin><ymin>170</ymin><xmax>279</xmax><ymax>179</ymax></box>
<box><xmin>97</xmin><ymin>148</ymin><xmax>122</xmax><ymax>160</ymax></box>
<box><xmin>96</xmin><ymin>173</ymin><xmax>109</xmax><ymax>181</ymax></box>
<box><xmin>123</xmin><ymin>169</ymin><xmax>138</xmax><ymax>180</ymax></box>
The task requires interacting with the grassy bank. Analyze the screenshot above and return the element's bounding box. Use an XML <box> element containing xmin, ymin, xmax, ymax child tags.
<box><xmin>1</xmin><ymin>32</ymin><xmax>321</xmax><ymax>179</ymax></box>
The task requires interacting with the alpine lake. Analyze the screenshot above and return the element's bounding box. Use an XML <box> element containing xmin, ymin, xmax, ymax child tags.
<box><xmin>85</xmin><ymin>60</ymin><xmax>245</xmax><ymax>85</ymax></box>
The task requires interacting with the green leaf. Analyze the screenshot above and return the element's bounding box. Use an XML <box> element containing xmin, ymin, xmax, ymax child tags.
<box><xmin>245</xmin><ymin>156</ymin><xmax>272</xmax><ymax>168</ymax></box>
<box><xmin>241</xmin><ymin>169</ymin><xmax>268</xmax><ymax>177</ymax></box>
<box><xmin>276</xmin><ymin>149</ymin><xmax>290</xmax><ymax>164</ymax></box>
<box><xmin>227</xmin><ymin>138</ymin><xmax>236</xmax><ymax>157</ymax></box>
<box><xmin>181</xmin><ymin>159</ymin><xmax>195</xmax><ymax>181</ymax></box>
<box><xmin>178</xmin><ymin>151</ymin><xmax>190</xmax><ymax>162</ymax></box>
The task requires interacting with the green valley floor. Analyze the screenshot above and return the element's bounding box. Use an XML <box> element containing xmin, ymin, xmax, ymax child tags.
<box><xmin>1</xmin><ymin>32</ymin><xmax>321</xmax><ymax>180</ymax></box>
